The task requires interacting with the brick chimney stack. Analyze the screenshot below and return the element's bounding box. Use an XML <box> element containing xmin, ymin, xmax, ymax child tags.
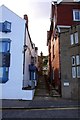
<box><xmin>24</xmin><ymin>14</ymin><xmax>28</xmax><ymax>28</ymax></box>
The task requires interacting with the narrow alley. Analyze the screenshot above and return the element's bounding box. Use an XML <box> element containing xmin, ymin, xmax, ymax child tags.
<box><xmin>34</xmin><ymin>75</ymin><xmax>49</xmax><ymax>97</ymax></box>
<box><xmin>0</xmin><ymin>0</ymin><xmax>80</xmax><ymax>119</ymax></box>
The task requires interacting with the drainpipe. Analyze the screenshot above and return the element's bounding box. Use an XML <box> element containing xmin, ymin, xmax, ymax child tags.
<box><xmin>58</xmin><ymin>31</ymin><xmax>62</xmax><ymax>96</ymax></box>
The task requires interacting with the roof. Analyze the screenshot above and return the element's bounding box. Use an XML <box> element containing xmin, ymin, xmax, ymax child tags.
<box><xmin>57</xmin><ymin>0</ymin><xmax>80</xmax><ymax>4</ymax></box>
<box><xmin>26</xmin><ymin>26</ymin><xmax>34</xmax><ymax>49</ymax></box>
<box><xmin>0</xmin><ymin>5</ymin><xmax>26</xmax><ymax>23</ymax></box>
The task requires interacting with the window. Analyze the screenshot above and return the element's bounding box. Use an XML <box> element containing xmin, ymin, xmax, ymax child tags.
<box><xmin>72</xmin><ymin>67</ymin><xmax>76</xmax><ymax>78</ymax></box>
<box><xmin>70</xmin><ymin>34</ymin><xmax>74</xmax><ymax>45</ymax></box>
<box><xmin>0</xmin><ymin>21</ymin><xmax>11</xmax><ymax>33</ymax></box>
<box><xmin>73</xmin><ymin>10</ymin><xmax>80</xmax><ymax>21</ymax></box>
<box><xmin>0</xmin><ymin>43</ymin><xmax>2</xmax><ymax>52</ymax></box>
<box><xmin>77</xmin><ymin>66</ymin><xmax>80</xmax><ymax>78</ymax></box>
<box><xmin>71</xmin><ymin>55</ymin><xmax>80</xmax><ymax>78</ymax></box>
<box><xmin>0</xmin><ymin>42</ymin><xmax>6</xmax><ymax>52</ymax></box>
<box><xmin>76</xmin><ymin>55</ymin><xmax>80</xmax><ymax>65</ymax></box>
<box><xmin>31</xmin><ymin>56</ymin><xmax>34</xmax><ymax>64</ymax></box>
<box><xmin>0</xmin><ymin>41</ymin><xmax>11</xmax><ymax>52</ymax></box>
<box><xmin>72</xmin><ymin>56</ymin><xmax>75</xmax><ymax>66</ymax></box>
<box><xmin>0</xmin><ymin>68</ymin><xmax>3</xmax><ymax>78</ymax></box>
<box><xmin>0</xmin><ymin>67</ymin><xmax>9</xmax><ymax>83</ymax></box>
<box><xmin>3</xmin><ymin>21</ymin><xmax>11</xmax><ymax>32</ymax></box>
<box><xmin>76</xmin><ymin>55</ymin><xmax>80</xmax><ymax>78</ymax></box>
<box><xmin>0</xmin><ymin>39</ymin><xmax>11</xmax><ymax>83</ymax></box>
<box><xmin>7</xmin><ymin>42</ymin><xmax>10</xmax><ymax>52</ymax></box>
<box><xmin>6</xmin><ymin>22</ymin><xmax>11</xmax><ymax>30</ymax></box>
<box><xmin>70</xmin><ymin>32</ymin><xmax>78</xmax><ymax>45</ymax></box>
<box><xmin>74</xmin><ymin>32</ymin><xmax>78</xmax><ymax>44</ymax></box>
<box><xmin>2</xmin><ymin>42</ymin><xmax>7</xmax><ymax>52</ymax></box>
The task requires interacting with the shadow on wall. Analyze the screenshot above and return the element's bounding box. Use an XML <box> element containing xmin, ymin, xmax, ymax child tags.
<box><xmin>48</xmin><ymin>67</ymin><xmax>61</xmax><ymax>95</ymax></box>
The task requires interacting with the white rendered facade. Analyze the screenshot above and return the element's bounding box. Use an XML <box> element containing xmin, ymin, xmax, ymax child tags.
<box><xmin>0</xmin><ymin>5</ymin><xmax>38</xmax><ymax>100</ymax></box>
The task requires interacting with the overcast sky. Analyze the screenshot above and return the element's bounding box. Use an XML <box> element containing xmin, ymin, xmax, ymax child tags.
<box><xmin>0</xmin><ymin>0</ymin><xmax>56</xmax><ymax>55</ymax></box>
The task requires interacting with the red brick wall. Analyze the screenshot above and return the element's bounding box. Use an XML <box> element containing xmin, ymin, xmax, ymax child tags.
<box><xmin>57</xmin><ymin>3</ymin><xmax>80</xmax><ymax>26</ymax></box>
<box><xmin>51</xmin><ymin>36</ymin><xmax>60</xmax><ymax>87</ymax></box>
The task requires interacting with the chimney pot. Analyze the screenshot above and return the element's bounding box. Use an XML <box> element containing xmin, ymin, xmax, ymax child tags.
<box><xmin>24</xmin><ymin>14</ymin><xmax>28</xmax><ymax>25</ymax></box>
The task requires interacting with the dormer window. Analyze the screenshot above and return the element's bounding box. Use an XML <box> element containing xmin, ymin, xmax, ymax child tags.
<box><xmin>73</xmin><ymin>10</ymin><xmax>80</xmax><ymax>21</ymax></box>
<box><xmin>0</xmin><ymin>21</ymin><xmax>11</xmax><ymax>33</ymax></box>
<box><xmin>3</xmin><ymin>21</ymin><xmax>11</xmax><ymax>32</ymax></box>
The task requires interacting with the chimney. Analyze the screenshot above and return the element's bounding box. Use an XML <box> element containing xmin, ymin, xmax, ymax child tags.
<box><xmin>40</xmin><ymin>51</ymin><xmax>43</xmax><ymax>57</ymax></box>
<box><xmin>24</xmin><ymin>14</ymin><xmax>28</xmax><ymax>27</ymax></box>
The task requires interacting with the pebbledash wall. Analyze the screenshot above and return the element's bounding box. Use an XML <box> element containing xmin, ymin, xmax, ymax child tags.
<box><xmin>60</xmin><ymin>25</ymin><xmax>80</xmax><ymax>100</ymax></box>
<box><xmin>0</xmin><ymin>5</ymin><xmax>37</xmax><ymax>100</ymax></box>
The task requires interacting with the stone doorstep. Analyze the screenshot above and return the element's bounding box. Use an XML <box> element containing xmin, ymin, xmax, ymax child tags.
<box><xmin>51</xmin><ymin>94</ymin><xmax>61</xmax><ymax>97</ymax></box>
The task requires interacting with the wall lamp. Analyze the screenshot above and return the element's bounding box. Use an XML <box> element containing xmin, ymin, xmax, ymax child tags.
<box><xmin>24</xmin><ymin>45</ymin><xmax>28</xmax><ymax>52</ymax></box>
<box><xmin>23</xmin><ymin>45</ymin><xmax>31</xmax><ymax>55</ymax></box>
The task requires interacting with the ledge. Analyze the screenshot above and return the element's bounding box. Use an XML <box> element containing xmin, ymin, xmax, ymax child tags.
<box><xmin>22</xmin><ymin>86</ymin><xmax>35</xmax><ymax>90</ymax></box>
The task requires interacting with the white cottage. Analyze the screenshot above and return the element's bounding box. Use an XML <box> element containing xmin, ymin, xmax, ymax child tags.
<box><xmin>0</xmin><ymin>5</ymin><xmax>38</xmax><ymax>100</ymax></box>
<box><xmin>23</xmin><ymin>14</ymin><xmax>38</xmax><ymax>91</ymax></box>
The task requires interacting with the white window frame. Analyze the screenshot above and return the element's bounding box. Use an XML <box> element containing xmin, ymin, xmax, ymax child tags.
<box><xmin>72</xmin><ymin>67</ymin><xmax>76</xmax><ymax>78</ymax></box>
<box><xmin>77</xmin><ymin>66</ymin><xmax>80</xmax><ymax>78</ymax></box>
<box><xmin>74</xmin><ymin>32</ymin><xmax>78</xmax><ymax>44</ymax></box>
<box><xmin>70</xmin><ymin>34</ymin><xmax>74</xmax><ymax>45</ymax></box>
<box><xmin>73</xmin><ymin>10</ymin><xmax>80</xmax><ymax>21</ymax></box>
<box><xmin>76</xmin><ymin>55</ymin><xmax>80</xmax><ymax>65</ymax></box>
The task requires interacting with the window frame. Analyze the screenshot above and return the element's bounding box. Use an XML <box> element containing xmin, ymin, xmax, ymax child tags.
<box><xmin>72</xmin><ymin>56</ymin><xmax>76</xmax><ymax>66</ymax></box>
<box><xmin>70</xmin><ymin>32</ymin><xmax>78</xmax><ymax>45</ymax></box>
<box><xmin>73</xmin><ymin>10</ymin><xmax>80</xmax><ymax>21</ymax></box>
<box><xmin>0</xmin><ymin>67</ymin><xmax>3</xmax><ymax>78</ymax></box>
<box><xmin>76</xmin><ymin>55</ymin><xmax>80</xmax><ymax>65</ymax></box>
<box><xmin>72</xmin><ymin>66</ymin><xmax>76</xmax><ymax>78</ymax></box>
<box><xmin>70</xmin><ymin>34</ymin><xmax>74</xmax><ymax>45</ymax></box>
<box><xmin>0</xmin><ymin>38</ymin><xmax>11</xmax><ymax>83</ymax></box>
<box><xmin>74</xmin><ymin>32</ymin><xmax>78</xmax><ymax>44</ymax></box>
<box><xmin>71</xmin><ymin>55</ymin><xmax>80</xmax><ymax>79</ymax></box>
<box><xmin>77</xmin><ymin>66</ymin><xmax>80</xmax><ymax>78</ymax></box>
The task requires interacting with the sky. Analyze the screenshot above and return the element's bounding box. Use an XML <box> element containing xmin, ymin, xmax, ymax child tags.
<box><xmin>0</xmin><ymin>0</ymin><xmax>55</xmax><ymax>56</ymax></box>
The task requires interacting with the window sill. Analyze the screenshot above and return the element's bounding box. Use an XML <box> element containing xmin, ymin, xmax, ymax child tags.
<box><xmin>22</xmin><ymin>86</ymin><xmax>35</xmax><ymax>90</ymax></box>
<box><xmin>70</xmin><ymin>43</ymin><xmax>80</xmax><ymax>48</ymax></box>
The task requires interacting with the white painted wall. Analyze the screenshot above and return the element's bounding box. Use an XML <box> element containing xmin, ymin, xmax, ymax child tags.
<box><xmin>23</xmin><ymin>28</ymin><xmax>32</xmax><ymax>88</ymax></box>
<box><xmin>0</xmin><ymin>5</ymin><xmax>35</xmax><ymax>100</ymax></box>
<box><xmin>23</xmin><ymin>27</ymin><xmax>38</xmax><ymax>88</ymax></box>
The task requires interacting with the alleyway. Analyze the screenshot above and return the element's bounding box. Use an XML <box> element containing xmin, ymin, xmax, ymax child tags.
<box><xmin>34</xmin><ymin>75</ymin><xmax>49</xmax><ymax>97</ymax></box>
<box><xmin>34</xmin><ymin>75</ymin><xmax>60</xmax><ymax>100</ymax></box>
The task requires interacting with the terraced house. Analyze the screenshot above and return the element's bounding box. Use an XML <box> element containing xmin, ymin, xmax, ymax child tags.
<box><xmin>0</xmin><ymin>5</ymin><xmax>38</xmax><ymax>100</ymax></box>
<box><xmin>47</xmin><ymin>0</ymin><xmax>80</xmax><ymax>99</ymax></box>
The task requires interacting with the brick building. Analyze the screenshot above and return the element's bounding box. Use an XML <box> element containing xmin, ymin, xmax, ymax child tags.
<box><xmin>47</xmin><ymin>1</ymin><xmax>80</xmax><ymax>99</ymax></box>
